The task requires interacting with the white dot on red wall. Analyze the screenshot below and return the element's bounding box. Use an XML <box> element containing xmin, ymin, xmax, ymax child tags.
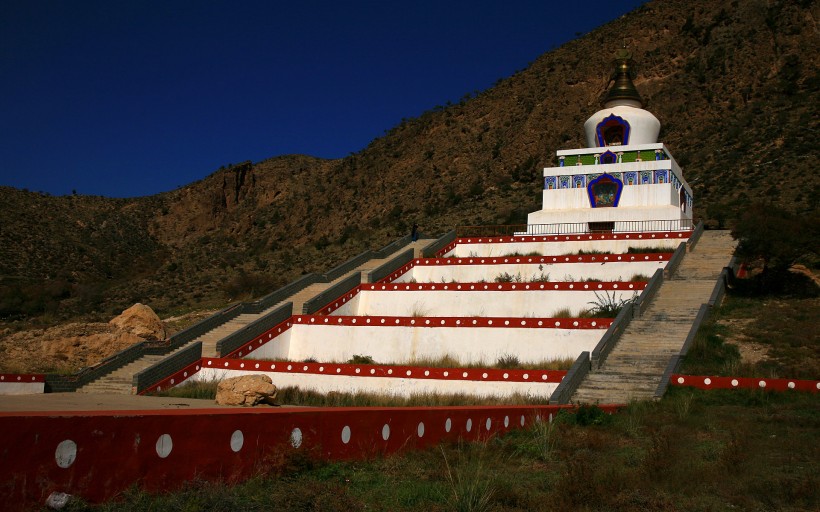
<box><xmin>788</xmin><ymin>382</ymin><xmax>795</xmax><ymax>389</ymax></box>
<box><xmin>485</xmin><ymin>418</ymin><xmax>492</xmax><ymax>431</ymax></box>
<box><xmin>55</xmin><ymin>440</ymin><xmax>77</xmax><ymax>468</ymax></box>
<box><xmin>341</xmin><ymin>426</ymin><xmax>351</xmax><ymax>444</ymax></box>
<box><xmin>731</xmin><ymin>379</ymin><xmax>739</xmax><ymax>387</ymax></box>
<box><xmin>677</xmin><ymin>377</ymin><xmax>685</xmax><ymax>384</ymax></box>
<box><xmin>382</xmin><ymin>424</ymin><xmax>390</xmax><ymax>441</ymax></box>
<box><xmin>504</xmin><ymin>416</ymin><xmax>509</xmax><ymax>428</ymax></box>
<box><xmin>704</xmin><ymin>378</ymin><xmax>711</xmax><ymax>385</ymax></box>
<box><xmin>155</xmin><ymin>434</ymin><xmax>173</xmax><ymax>459</ymax></box>
<box><xmin>417</xmin><ymin>422</ymin><xmax>425</xmax><ymax>437</ymax></box>
<box><xmin>291</xmin><ymin>428</ymin><xmax>303</xmax><ymax>448</ymax></box>
<box><xmin>520</xmin><ymin>415</ymin><xmax>525</xmax><ymax>426</ymax></box>
<box><xmin>445</xmin><ymin>418</ymin><xmax>452</xmax><ymax>432</ymax></box>
<box><xmin>466</xmin><ymin>419</ymin><xmax>473</xmax><ymax>432</ymax></box>
<box><xmin>230</xmin><ymin>430</ymin><xmax>244</xmax><ymax>452</ymax></box>
<box><xmin>759</xmin><ymin>380</ymin><xmax>767</xmax><ymax>388</ymax></box>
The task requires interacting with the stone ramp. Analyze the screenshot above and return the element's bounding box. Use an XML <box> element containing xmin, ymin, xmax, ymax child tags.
<box><xmin>571</xmin><ymin>231</ymin><xmax>735</xmax><ymax>404</ymax></box>
<box><xmin>77</xmin><ymin>239</ymin><xmax>431</xmax><ymax>394</ymax></box>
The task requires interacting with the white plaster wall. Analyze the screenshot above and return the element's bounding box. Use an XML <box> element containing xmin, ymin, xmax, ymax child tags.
<box><xmin>583</xmin><ymin>106</ymin><xmax>661</xmax><ymax>147</ymax></box>
<box><xmin>194</xmin><ymin>368</ymin><xmax>558</xmax><ymax>399</ymax></box>
<box><xmin>245</xmin><ymin>330</ymin><xmax>293</xmax><ymax>360</ymax></box>
<box><xmin>281</xmin><ymin>324</ymin><xmax>602</xmax><ymax>364</ymax></box>
<box><xmin>527</xmin><ymin>205</ymin><xmax>689</xmax><ymax>226</ymax></box>
<box><xmin>331</xmin><ymin>289</ymin><xmax>640</xmax><ymax>318</ymax></box>
<box><xmin>395</xmin><ymin>260</ymin><xmax>666</xmax><ymax>283</ymax></box>
<box><xmin>450</xmin><ymin>238</ymin><xmax>683</xmax><ymax>257</ymax></box>
<box><xmin>534</xmin><ymin>184</ymin><xmax>681</xmax><ymax>211</ymax></box>
<box><xmin>0</xmin><ymin>382</ymin><xmax>44</xmax><ymax>395</ymax></box>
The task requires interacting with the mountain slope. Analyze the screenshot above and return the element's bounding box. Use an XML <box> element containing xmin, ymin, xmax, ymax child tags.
<box><xmin>0</xmin><ymin>0</ymin><xmax>817</xmax><ymax>332</ymax></box>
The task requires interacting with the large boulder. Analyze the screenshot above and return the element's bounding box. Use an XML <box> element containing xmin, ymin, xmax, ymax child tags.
<box><xmin>215</xmin><ymin>375</ymin><xmax>277</xmax><ymax>406</ymax></box>
<box><xmin>109</xmin><ymin>303</ymin><xmax>166</xmax><ymax>340</ymax></box>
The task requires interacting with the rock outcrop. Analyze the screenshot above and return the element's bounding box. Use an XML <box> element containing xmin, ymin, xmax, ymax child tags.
<box><xmin>109</xmin><ymin>303</ymin><xmax>166</xmax><ymax>340</ymax></box>
<box><xmin>0</xmin><ymin>304</ymin><xmax>167</xmax><ymax>374</ymax></box>
<box><xmin>215</xmin><ymin>375</ymin><xmax>277</xmax><ymax>406</ymax></box>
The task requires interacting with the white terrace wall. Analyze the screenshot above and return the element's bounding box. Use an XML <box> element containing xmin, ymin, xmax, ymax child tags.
<box><xmin>0</xmin><ymin>374</ymin><xmax>45</xmax><ymax>395</ymax></box>
<box><xmin>448</xmin><ymin>237</ymin><xmax>685</xmax><ymax>258</ymax></box>
<box><xmin>332</xmin><ymin>286</ymin><xmax>644</xmax><ymax>318</ymax></box>
<box><xmin>395</xmin><ymin>259</ymin><xmax>667</xmax><ymax>283</ymax></box>
<box><xmin>195</xmin><ymin>368</ymin><xmax>558</xmax><ymax>399</ymax></box>
<box><xmin>245</xmin><ymin>322</ymin><xmax>606</xmax><ymax>364</ymax></box>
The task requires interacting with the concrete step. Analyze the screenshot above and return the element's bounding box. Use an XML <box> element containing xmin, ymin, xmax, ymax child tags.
<box><xmin>571</xmin><ymin>231</ymin><xmax>736</xmax><ymax>404</ymax></box>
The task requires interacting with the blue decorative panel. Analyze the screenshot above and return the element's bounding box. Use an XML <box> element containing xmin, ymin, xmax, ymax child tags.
<box><xmin>587</xmin><ymin>173</ymin><xmax>623</xmax><ymax>208</ymax></box>
<box><xmin>544</xmin><ymin>176</ymin><xmax>558</xmax><ymax>190</ymax></box>
<box><xmin>624</xmin><ymin>172</ymin><xmax>637</xmax><ymax>186</ymax></box>
<box><xmin>640</xmin><ymin>171</ymin><xmax>652</xmax><ymax>184</ymax></box>
<box><xmin>654</xmin><ymin>170</ymin><xmax>668</xmax><ymax>184</ymax></box>
<box><xmin>572</xmin><ymin>175</ymin><xmax>586</xmax><ymax>188</ymax></box>
<box><xmin>559</xmin><ymin>176</ymin><xmax>571</xmax><ymax>189</ymax></box>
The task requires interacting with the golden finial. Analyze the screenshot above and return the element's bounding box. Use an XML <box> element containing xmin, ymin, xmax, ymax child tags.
<box><xmin>603</xmin><ymin>49</ymin><xmax>643</xmax><ymax>107</ymax></box>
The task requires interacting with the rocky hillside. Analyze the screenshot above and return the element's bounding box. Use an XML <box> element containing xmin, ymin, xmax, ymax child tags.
<box><xmin>0</xmin><ymin>0</ymin><xmax>817</xmax><ymax>338</ymax></box>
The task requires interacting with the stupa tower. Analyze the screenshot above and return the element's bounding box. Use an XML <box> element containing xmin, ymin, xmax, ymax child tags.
<box><xmin>527</xmin><ymin>49</ymin><xmax>693</xmax><ymax>232</ymax></box>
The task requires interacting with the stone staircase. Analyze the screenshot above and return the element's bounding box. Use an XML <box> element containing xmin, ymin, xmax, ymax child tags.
<box><xmin>77</xmin><ymin>240</ymin><xmax>430</xmax><ymax>394</ymax></box>
<box><xmin>571</xmin><ymin>231</ymin><xmax>736</xmax><ymax>404</ymax></box>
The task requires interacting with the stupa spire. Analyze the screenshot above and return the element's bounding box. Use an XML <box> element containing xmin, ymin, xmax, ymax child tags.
<box><xmin>603</xmin><ymin>48</ymin><xmax>643</xmax><ymax>108</ymax></box>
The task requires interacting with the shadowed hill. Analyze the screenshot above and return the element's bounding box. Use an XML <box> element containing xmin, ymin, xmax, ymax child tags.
<box><xmin>0</xmin><ymin>0</ymin><xmax>817</xmax><ymax>327</ymax></box>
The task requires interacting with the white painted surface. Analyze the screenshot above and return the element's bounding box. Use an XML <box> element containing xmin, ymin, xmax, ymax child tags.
<box><xmin>395</xmin><ymin>260</ymin><xmax>666</xmax><ymax>283</ymax></box>
<box><xmin>243</xmin><ymin>330</ymin><xmax>292</xmax><ymax>360</ymax></box>
<box><xmin>527</xmin><ymin>204</ymin><xmax>690</xmax><ymax>226</ymax></box>
<box><xmin>332</xmin><ymin>288</ymin><xmax>640</xmax><ymax>318</ymax></box>
<box><xmin>259</xmin><ymin>324</ymin><xmax>602</xmax><ymax>364</ymax></box>
<box><xmin>532</xmin><ymin>183</ymin><xmax>685</xmax><ymax>211</ymax></box>
<box><xmin>583</xmin><ymin>105</ymin><xmax>661</xmax><ymax>147</ymax></box>
<box><xmin>195</xmin><ymin>368</ymin><xmax>558</xmax><ymax>399</ymax></box>
<box><xmin>0</xmin><ymin>382</ymin><xmax>45</xmax><ymax>395</ymax></box>
<box><xmin>449</xmin><ymin>238</ymin><xmax>682</xmax><ymax>257</ymax></box>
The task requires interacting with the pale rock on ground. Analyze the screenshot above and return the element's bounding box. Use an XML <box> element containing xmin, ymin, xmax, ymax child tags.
<box><xmin>109</xmin><ymin>303</ymin><xmax>166</xmax><ymax>340</ymax></box>
<box><xmin>215</xmin><ymin>375</ymin><xmax>278</xmax><ymax>406</ymax></box>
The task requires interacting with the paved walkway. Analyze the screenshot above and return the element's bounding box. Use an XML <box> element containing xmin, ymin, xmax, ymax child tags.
<box><xmin>571</xmin><ymin>231</ymin><xmax>736</xmax><ymax>404</ymax></box>
<box><xmin>0</xmin><ymin>393</ymin><xmax>223</xmax><ymax>412</ymax></box>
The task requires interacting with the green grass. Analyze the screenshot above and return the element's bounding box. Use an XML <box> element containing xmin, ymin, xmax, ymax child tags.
<box><xmin>80</xmin><ymin>389</ymin><xmax>819</xmax><ymax>512</ymax></box>
<box><xmin>246</xmin><ymin>353</ymin><xmax>575</xmax><ymax>372</ymax></box>
<box><xmin>682</xmin><ymin>294</ymin><xmax>820</xmax><ymax>379</ymax></box>
<box><xmin>153</xmin><ymin>381</ymin><xmax>551</xmax><ymax>407</ymax></box>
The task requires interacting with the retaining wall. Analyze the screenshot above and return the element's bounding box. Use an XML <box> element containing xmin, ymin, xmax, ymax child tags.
<box><xmin>0</xmin><ymin>403</ymin><xmax>618</xmax><ymax>509</ymax></box>
<box><xmin>392</xmin><ymin>255</ymin><xmax>669</xmax><ymax>284</ymax></box>
<box><xmin>0</xmin><ymin>374</ymin><xmax>45</xmax><ymax>395</ymax></box>
<box><xmin>331</xmin><ymin>282</ymin><xmax>646</xmax><ymax>318</ymax></box>
<box><xmin>449</xmin><ymin>231</ymin><xmax>689</xmax><ymax>257</ymax></box>
<box><xmin>245</xmin><ymin>316</ymin><xmax>609</xmax><ymax>364</ymax></box>
<box><xmin>196</xmin><ymin>358</ymin><xmax>566</xmax><ymax>399</ymax></box>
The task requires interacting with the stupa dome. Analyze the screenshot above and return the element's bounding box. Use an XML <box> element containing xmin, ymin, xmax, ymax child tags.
<box><xmin>583</xmin><ymin>50</ymin><xmax>660</xmax><ymax>148</ymax></box>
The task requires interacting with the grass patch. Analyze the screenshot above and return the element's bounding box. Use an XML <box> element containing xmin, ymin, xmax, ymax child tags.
<box><xmin>276</xmin><ymin>387</ymin><xmax>549</xmax><ymax>407</ymax></box>
<box><xmin>151</xmin><ymin>378</ymin><xmax>219</xmax><ymax>399</ymax></box>
<box><xmin>682</xmin><ymin>293</ymin><xmax>820</xmax><ymax>379</ymax></box>
<box><xmin>584</xmin><ymin>290</ymin><xmax>637</xmax><ymax>318</ymax></box>
<box><xmin>626</xmin><ymin>245</ymin><xmax>675</xmax><ymax>253</ymax></box>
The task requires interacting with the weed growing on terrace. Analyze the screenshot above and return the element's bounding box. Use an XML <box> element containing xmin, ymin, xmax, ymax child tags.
<box><xmin>626</xmin><ymin>245</ymin><xmax>674</xmax><ymax>253</ymax></box>
<box><xmin>585</xmin><ymin>291</ymin><xmax>637</xmax><ymax>317</ymax></box>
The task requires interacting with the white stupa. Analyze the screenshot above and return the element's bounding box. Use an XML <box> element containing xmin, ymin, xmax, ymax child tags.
<box><xmin>527</xmin><ymin>49</ymin><xmax>693</xmax><ymax>233</ymax></box>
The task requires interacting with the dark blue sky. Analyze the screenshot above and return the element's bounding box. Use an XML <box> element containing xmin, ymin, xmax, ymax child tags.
<box><xmin>1</xmin><ymin>1</ymin><xmax>645</xmax><ymax>198</ymax></box>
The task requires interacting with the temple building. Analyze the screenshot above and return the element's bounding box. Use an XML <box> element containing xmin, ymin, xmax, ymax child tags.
<box><xmin>527</xmin><ymin>49</ymin><xmax>693</xmax><ymax>233</ymax></box>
